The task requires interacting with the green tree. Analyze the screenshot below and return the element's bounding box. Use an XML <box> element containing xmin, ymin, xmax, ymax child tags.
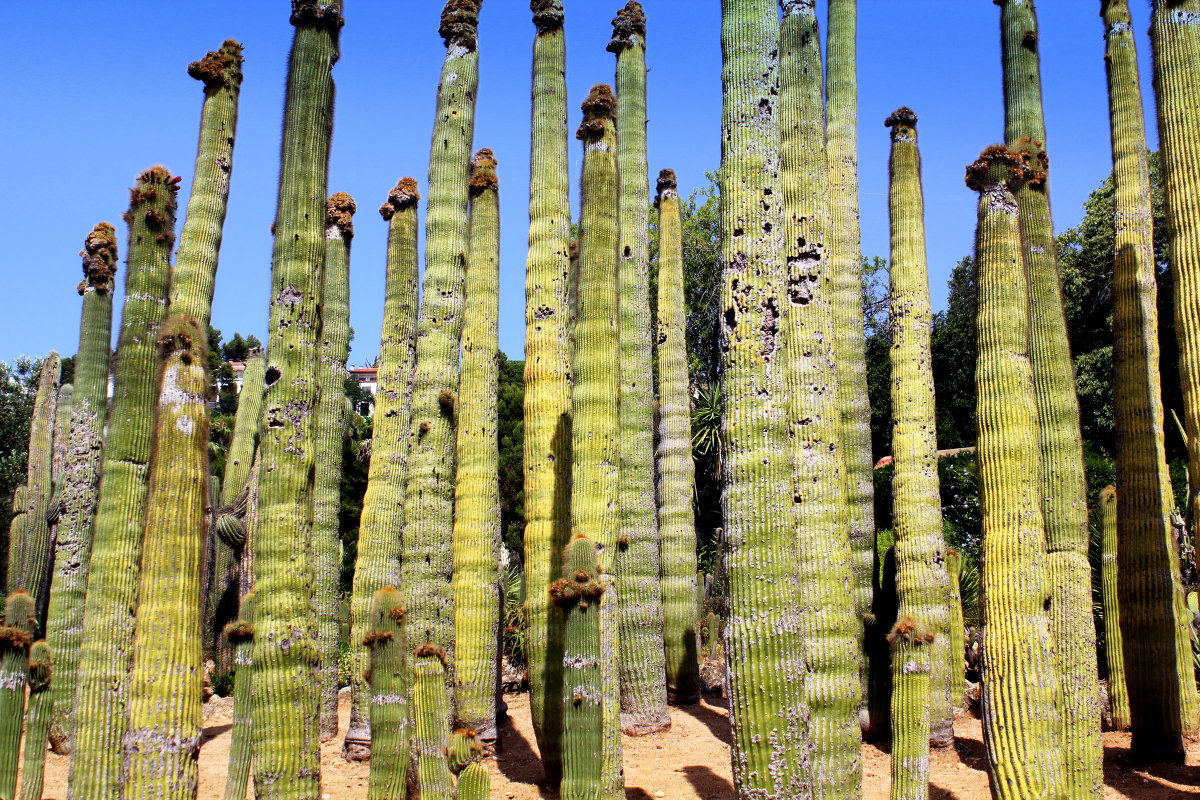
<box><xmin>497</xmin><ymin>354</ymin><xmax>524</xmax><ymax>557</ymax></box>
<box><xmin>0</xmin><ymin>358</ymin><xmax>41</xmax><ymax>593</ymax></box>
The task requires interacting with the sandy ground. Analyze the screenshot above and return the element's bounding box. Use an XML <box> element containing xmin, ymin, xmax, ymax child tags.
<box><xmin>34</xmin><ymin>691</ymin><xmax>1200</xmax><ymax>799</ymax></box>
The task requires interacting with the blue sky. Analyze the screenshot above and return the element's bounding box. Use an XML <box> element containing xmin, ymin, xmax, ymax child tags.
<box><xmin>1</xmin><ymin>2</ymin><xmax>1158</xmax><ymax>366</ymax></box>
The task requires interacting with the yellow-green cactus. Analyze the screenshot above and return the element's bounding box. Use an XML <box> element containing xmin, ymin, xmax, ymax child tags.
<box><xmin>452</xmin><ymin>149</ymin><xmax>502</xmax><ymax>745</ymax></box>
<box><xmin>888</xmin><ymin>618</ymin><xmax>933</xmax><ymax>800</ymax></box>
<box><xmin>16</xmin><ymin>640</ymin><xmax>52</xmax><ymax>800</ymax></box>
<box><xmin>654</xmin><ymin>168</ymin><xmax>699</xmax><ymax>705</ymax></box>
<box><xmin>448</xmin><ymin>728</ymin><xmax>488</xmax><ymax>797</ymax></box>
<box><xmin>413</xmin><ymin>644</ymin><xmax>454</xmax><ymax>800</ymax></box>
<box><xmin>221</xmin><ymin>590</ymin><xmax>255</xmax><ymax>800</ymax></box>
<box><xmin>365</xmin><ymin>587</ymin><xmax>408</xmax><ymax>800</ymax></box>
<box><xmin>0</xmin><ymin>592</ymin><xmax>35</xmax><ymax>800</ymax></box>
<box><xmin>884</xmin><ymin>107</ymin><xmax>955</xmax><ymax>746</ymax></box>
<box><xmin>967</xmin><ymin>145</ymin><xmax>1066</xmax><ymax>800</ymax></box>
<box><xmin>124</xmin><ymin>316</ymin><xmax>211</xmax><ymax>800</ymax></box>
<box><xmin>1096</xmin><ymin>486</ymin><xmax>1129</xmax><ymax>730</ymax></box>
<box><xmin>69</xmin><ymin>165</ymin><xmax>179</xmax><ymax>800</ymax></box>
<box><xmin>944</xmin><ymin>548</ymin><xmax>966</xmax><ymax>712</ymax></box>
<box><xmin>522</xmin><ymin>0</ymin><xmax>572</xmax><ymax>782</ymax></box>
<box><xmin>344</xmin><ymin>178</ymin><xmax>421</xmax><ymax>760</ymax></box>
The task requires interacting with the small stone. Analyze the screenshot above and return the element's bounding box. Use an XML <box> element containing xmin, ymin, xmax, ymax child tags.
<box><xmin>655</xmin><ymin>792</ymin><xmax>665</xmax><ymax>798</ymax></box>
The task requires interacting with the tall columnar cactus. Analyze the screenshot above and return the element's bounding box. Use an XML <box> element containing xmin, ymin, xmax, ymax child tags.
<box><xmin>888</xmin><ymin>618</ymin><xmax>933</xmax><ymax>800</ymax></box>
<box><xmin>778</xmin><ymin>4</ymin><xmax>861</xmax><ymax>793</ymax></box>
<box><xmin>8</xmin><ymin>353</ymin><xmax>59</xmax><ymax>618</ymax></box>
<box><xmin>967</xmin><ymin>146</ymin><xmax>1066</xmax><ymax>800</ymax></box>
<box><xmin>884</xmin><ymin>108</ymin><xmax>955</xmax><ymax>746</ymax></box>
<box><xmin>1</xmin><ymin>492</ymin><xmax>23</xmax><ymax>598</ymax></box>
<box><xmin>344</xmin><ymin>178</ymin><xmax>421</xmax><ymax>759</ymax></box>
<box><xmin>123</xmin><ymin>316</ymin><xmax>210</xmax><ymax>800</ymax></box>
<box><xmin>50</xmin><ymin>383</ymin><xmax>73</xmax><ymax>520</ymax></box>
<box><xmin>249</xmin><ymin>2</ymin><xmax>342</xmax><ymax>797</ymax></box>
<box><xmin>365</xmin><ymin>587</ymin><xmax>408</xmax><ymax>800</ymax></box>
<box><xmin>718</xmin><ymin>1</ymin><xmax>810</xmax><ymax>795</ymax></box>
<box><xmin>16</xmin><ymin>640</ymin><xmax>52</xmax><ymax>800</ymax></box>
<box><xmin>608</xmin><ymin>1</ymin><xmax>671</xmax><ymax>736</ymax></box>
<box><xmin>522</xmin><ymin>0</ymin><xmax>572</xmax><ymax>779</ymax></box>
<box><xmin>401</xmin><ymin>0</ymin><xmax>483</xmax><ymax>662</ymax></box>
<box><xmin>222</xmin><ymin>591</ymin><xmax>255</xmax><ymax>800</ymax></box>
<box><xmin>452</xmin><ymin>149</ymin><xmax>502</xmax><ymax>744</ymax></box>
<box><xmin>0</xmin><ymin>592</ymin><xmax>34</xmax><ymax>800</ymax></box>
<box><xmin>998</xmin><ymin>3</ymin><xmax>1102</xmax><ymax>790</ymax></box>
<box><xmin>169</xmin><ymin>39</ymin><xmax>243</xmax><ymax>326</ymax></box>
<box><xmin>1097</xmin><ymin>486</ymin><xmax>1130</xmax><ymax>730</ymax></box>
<box><xmin>1149</xmin><ymin>0</ymin><xmax>1200</xmax><ymax>749</ymax></box>
<box><xmin>313</xmin><ymin>191</ymin><xmax>355</xmax><ymax>742</ymax></box>
<box><xmin>413</xmin><ymin>645</ymin><xmax>455</xmax><ymax>800</ymax></box>
<box><xmin>69</xmin><ymin>165</ymin><xmax>178</xmax><ymax>800</ymax></box>
<box><xmin>654</xmin><ymin>168</ymin><xmax>700</xmax><ymax>705</ymax></box>
<box><xmin>826</xmin><ymin>0</ymin><xmax>875</xmax><ymax>717</ymax></box>
<box><xmin>944</xmin><ymin>548</ymin><xmax>966</xmax><ymax>712</ymax></box>
<box><xmin>46</xmin><ymin>223</ymin><xmax>117</xmax><ymax>754</ymax></box>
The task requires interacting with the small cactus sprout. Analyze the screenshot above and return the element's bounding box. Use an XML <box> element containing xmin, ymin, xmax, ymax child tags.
<box><xmin>0</xmin><ymin>592</ymin><xmax>35</xmax><ymax>799</ymax></box>
<box><xmin>16</xmin><ymin>640</ymin><xmax>52</xmax><ymax>800</ymax></box>
<box><xmin>366</xmin><ymin>587</ymin><xmax>408</xmax><ymax>800</ymax></box>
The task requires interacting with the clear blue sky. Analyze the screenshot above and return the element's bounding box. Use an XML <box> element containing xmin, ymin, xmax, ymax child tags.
<box><xmin>1</xmin><ymin>2</ymin><xmax>1159</xmax><ymax>366</ymax></box>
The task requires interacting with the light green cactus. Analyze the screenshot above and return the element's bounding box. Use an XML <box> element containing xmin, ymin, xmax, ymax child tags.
<box><xmin>221</xmin><ymin>590</ymin><xmax>255</xmax><ymax>800</ymax></box>
<box><xmin>123</xmin><ymin>316</ymin><xmax>211</xmax><ymax>800</ymax></box>
<box><xmin>365</xmin><ymin>587</ymin><xmax>408</xmax><ymax>800</ymax></box>
<box><xmin>413</xmin><ymin>644</ymin><xmax>454</xmax><ymax>800</ymax></box>
<box><xmin>888</xmin><ymin>619</ymin><xmax>933</xmax><ymax>800</ymax></box>
<box><xmin>2</xmin><ymin>491</ymin><xmax>24</xmax><ymax>598</ymax></box>
<box><xmin>0</xmin><ymin>592</ymin><xmax>34</xmax><ymax>800</ymax></box>
<box><xmin>1096</xmin><ymin>486</ymin><xmax>1129</xmax><ymax>730</ymax></box>
<box><xmin>944</xmin><ymin>548</ymin><xmax>966</xmax><ymax>712</ymax></box>
<box><xmin>15</xmin><ymin>640</ymin><xmax>52</xmax><ymax>800</ymax></box>
<box><xmin>69</xmin><ymin>165</ymin><xmax>179</xmax><ymax>800</ymax></box>
<box><xmin>448</xmin><ymin>728</ymin><xmax>488</xmax><ymax>798</ymax></box>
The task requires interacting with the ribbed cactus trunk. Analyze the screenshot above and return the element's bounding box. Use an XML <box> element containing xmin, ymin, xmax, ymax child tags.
<box><xmin>222</xmin><ymin>590</ymin><xmax>255</xmax><ymax>800</ymax></box>
<box><xmin>1</xmin><ymin>494</ymin><xmax>23</xmax><ymax>600</ymax></box>
<box><xmin>968</xmin><ymin>146</ymin><xmax>1066</xmax><ymax>800</ymax></box>
<box><xmin>778</xmin><ymin>4</ymin><xmax>862</xmax><ymax>794</ymax></box>
<box><xmin>452</xmin><ymin>149</ymin><xmax>501</xmax><ymax>744</ymax></box>
<box><xmin>0</xmin><ymin>592</ymin><xmax>34</xmax><ymax>800</ymax></box>
<box><xmin>250</xmin><ymin>3</ymin><xmax>342</xmax><ymax>797</ymax></box>
<box><xmin>1097</xmin><ymin>486</ymin><xmax>1130</xmax><ymax>730</ymax></box>
<box><xmin>69</xmin><ymin>165</ymin><xmax>178</xmax><ymax>800</ymax></box>
<box><xmin>998</xmin><ymin>4</ymin><xmax>1102</xmax><ymax>792</ymax></box>
<box><xmin>654</xmin><ymin>168</ymin><xmax>699</xmax><ymax>706</ymax></box>
<box><xmin>123</xmin><ymin>317</ymin><xmax>210</xmax><ymax>800</ymax></box>
<box><xmin>718</xmin><ymin>2</ymin><xmax>810</xmax><ymax>795</ymax></box>
<box><xmin>888</xmin><ymin>619</ymin><xmax>933</xmax><ymax>800</ymax></box>
<box><xmin>944</xmin><ymin>548</ymin><xmax>966</xmax><ymax>712</ymax></box>
<box><xmin>365</xmin><ymin>587</ymin><xmax>408</xmax><ymax>800</ymax></box>
<box><xmin>826</xmin><ymin>0</ymin><xmax>875</xmax><ymax>723</ymax></box>
<box><xmin>1149</xmin><ymin>0</ymin><xmax>1200</xmax><ymax>751</ymax></box>
<box><xmin>314</xmin><ymin>192</ymin><xmax>355</xmax><ymax>742</ymax></box>
<box><xmin>608</xmin><ymin>1</ymin><xmax>670</xmax><ymax>736</ymax></box>
<box><xmin>884</xmin><ymin>108</ymin><xmax>955</xmax><ymax>746</ymax></box>
<box><xmin>344</xmin><ymin>178</ymin><xmax>421</xmax><ymax>759</ymax></box>
<box><xmin>16</xmin><ymin>640</ymin><xmax>52</xmax><ymax>800</ymax></box>
<box><xmin>46</xmin><ymin>222</ymin><xmax>116</xmax><ymax>754</ymax></box>
<box><xmin>413</xmin><ymin>645</ymin><xmax>454</xmax><ymax>800</ymax></box>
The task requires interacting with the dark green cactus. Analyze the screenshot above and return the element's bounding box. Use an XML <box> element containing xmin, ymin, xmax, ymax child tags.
<box><xmin>16</xmin><ymin>640</ymin><xmax>52</xmax><ymax>800</ymax></box>
<box><xmin>365</xmin><ymin>587</ymin><xmax>408</xmax><ymax>800</ymax></box>
<box><xmin>888</xmin><ymin>618</ymin><xmax>933</xmax><ymax>800</ymax></box>
<box><xmin>0</xmin><ymin>592</ymin><xmax>34</xmax><ymax>800</ymax></box>
<box><xmin>222</xmin><ymin>590</ymin><xmax>255</xmax><ymax>800</ymax></box>
<box><xmin>413</xmin><ymin>644</ymin><xmax>454</xmax><ymax>800</ymax></box>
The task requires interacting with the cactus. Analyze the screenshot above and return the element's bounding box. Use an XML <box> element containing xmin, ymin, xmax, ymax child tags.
<box><xmin>0</xmin><ymin>592</ymin><xmax>34</xmax><ymax>800</ymax></box>
<box><xmin>608</xmin><ymin>1</ymin><xmax>671</xmax><ymax>736</ymax></box>
<box><xmin>826</xmin><ymin>0</ymin><xmax>876</xmax><ymax>720</ymax></box>
<box><xmin>717</xmin><ymin>0</ymin><xmax>810</xmax><ymax>793</ymax></box>
<box><xmin>1</xmin><ymin>491</ymin><xmax>24</xmax><ymax>598</ymax></box>
<box><xmin>170</xmin><ymin>40</ymin><xmax>243</xmax><ymax>326</ymax></box>
<box><xmin>49</xmin><ymin>383</ymin><xmax>73</xmax><ymax>524</ymax></box>
<box><xmin>452</xmin><ymin>150</ymin><xmax>502</xmax><ymax>744</ymax></box>
<box><xmin>365</xmin><ymin>587</ymin><xmax>408</xmax><ymax>800</ymax></box>
<box><xmin>15</xmin><ymin>640</ymin><xmax>52</xmax><ymax>800</ymax></box>
<box><xmin>884</xmin><ymin>108</ymin><xmax>955</xmax><ymax>746</ymax></box>
<box><xmin>967</xmin><ymin>145</ymin><xmax>1066</xmax><ymax>800</ymax></box>
<box><xmin>69</xmin><ymin>165</ymin><xmax>178</xmax><ymax>800</ymax></box>
<box><xmin>344</xmin><ymin>178</ymin><xmax>422</xmax><ymax>759</ymax></box>
<box><xmin>448</xmin><ymin>729</ymin><xmax>488</xmax><ymax>798</ymax></box>
<box><xmin>778</xmin><ymin>3</ymin><xmax>862</xmax><ymax>793</ymax></box>
<box><xmin>7</xmin><ymin>353</ymin><xmax>59</xmax><ymax>620</ymax></box>
<box><xmin>654</xmin><ymin>168</ymin><xmax>699</xmax><ymax>705</ymax></box>
<box><xmin>456</xmin><ymin>763</ymin><xmax>489</xmax><ymax>800</ymax></box>
<box><xmin>522</xmin><ymin>0</ymin><xmax>572</xmax><ymax>780</ymax></box>
<box><xmin>313</xmin><ymin>191</ymin><xmax>355</xmax><ymax>742</ymax></box>
<box><xmin>1096</xmin><ymin>487</ymin><xmax>1130</xmax><ymax>730</ymax></box>
<box><xmin>413</xmin><ymin>645</ymin><xmax>454</xmax><ymax>800</ymax></box>
<box><xmin>400</xmin><ymin>0</ymin><xmax>483</xmax><ymax>663</ymax></box>
<box><xmin>944</xmin><ymin>548</ymin><xmax>966</xmax><ymax>712</ymax></box>
<box><xmin>1149</xmin><ymin>0</ymin><xmax>1200</xmax><ymax>750</ymax></box>
<box><xmin>222</xmin><ymin>591</ymin><xmax>255</xmax><ymax>800</ymax></box>
<box><xmin>123</xmin><ymin>316</ymin><xmax>210</xmax><ymax>800</ymax></box>
<box><xmin>888</xmin><ymin>618</ymin><xmax>933</xmax><ymax>800</ymax></box>
<box><xmin>45</xmin><ymin>223</ymin><xmax>117</xmax><ymax>754</ymax></box>
<box><xmin>998</xmin><ymin>3</ymin><xmax>1102</xmax><ymax>791</ymax></box>
<box><xmin>248</xmin><ymin>2</ymin><xmax>343</xmax><ymax>796</ymax></box>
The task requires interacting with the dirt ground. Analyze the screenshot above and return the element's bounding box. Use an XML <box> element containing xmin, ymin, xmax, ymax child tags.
<box><xmin>35</xmin><ymin>691</ymin><xmax>1200</xmax><ymax>799</ymax></box>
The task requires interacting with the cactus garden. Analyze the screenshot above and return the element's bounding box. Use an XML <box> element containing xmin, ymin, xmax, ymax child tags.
<box><xmin>5</xmin><ymin>1</ymin><xmax>1200</xmax><ymax>799</ymax></box>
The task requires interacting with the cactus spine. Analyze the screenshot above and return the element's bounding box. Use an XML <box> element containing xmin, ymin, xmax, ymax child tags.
<box><xmin>608</xmin><ymin>1</ymin><xmax>670</xmax><ymax>735</ymax></box>
<box><xmin>523</xmin><ymin>0</ymin><xmax>572</xmax><ymax>781</ymax></box>
<box><xmin>45</xmin><ymin>224</ymin><xmax>117</xmax><ymax>753</ymax></box>
<box><xmin>0</xmin><ymin>592</ymin><xmax>34</xmax><ymax>800</ymax></box>
<box><xmin>452</xmin><ymin>150</ymin><xmax>502</xmax><ymax>744</ymax></box>
<box><xmin>16</xmin><ymin>640</ymin><xmax>52</xmax><ymax>800</ymax></box>
<box><xmin>222</xmin><ymin>591</ymin><xmax>255</xmax><ymax>800</ymax></box>
<box><xmin>69</xmin><ymin>165</ymin><xmax>178</xmax><ymax>800</ymax></box>
<box><xmin>998</xmin><ymin>4</ymin><xmax>1102</xmax><ymax>791</ymax></box>
<box><xmin>345</xmin><ymin>178</ymin><xmax>421</xmax><ymax>758</ymax></box>
<box><xmin>249</xmin><ymin>2</ymin><xmax>342</xmax><ymax>796</ymax></box>
<box><xmin>884</xmin><ymin>108</ymin><xmax>955</xmax><ymax>745</ymax></box>
<box><xmin>654</xmin><ymin>168</ymin><xmax>700</xmax><ymax>705</ymax></box>
<box><xmin>314</xmin><ymin>191</ymin><xmax>355</xmax><ymax>742</ymax></box>
<box><xmin>1149</xmin><ymin>0</ymin><xmax>1200</xmax><ymax>750</ymax></box>
<box><xmin>888</xmin><ymin>619</ymin><xmax>933</xmax><ymax>800</ymax></box>
<box><xmin>778</xmin><ymin>4</ymin><xmax>862</xmax><ymax>793</ymax></box>
<box><xmin>123</xmin><ymin>317</ymin><xmax>210</xmax><ymax>800</ymax></box>
<box><xmin>1097</xmin><ymin>486</ymin><xmax>1130</xmax><ymax>730</ymax></box>
<box><xmin>365</xmin><ymin>587</ymin><xmax>408</xmax><ymax>800</ymax></box>
<box><xmin>967</xmin><ymin>146</ymin><xmax>1066</xmax><ymax>800</ymax></box>
<box><xmin>413</xmin><ymin>645</ymin><xmax>454</xmax><ymax>800</ymax></box>
<box><xmin>826</xmin><ymin>0</ymin><xmax>876</xmax><ymax>718</ymax></box>
<box><xmin>944</xmin><ymin>548</ymin><xmax>966</xmax><ymax>712</ymax></box>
